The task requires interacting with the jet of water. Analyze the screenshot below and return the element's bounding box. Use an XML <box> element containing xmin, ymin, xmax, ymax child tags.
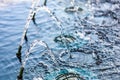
<box><xmin>34</xmin><ymin>5</ymin><xmax>75</xmax><ymax>58</ymax></box>
<box><xmin>35</xmin><ymin>6</ymin><xmax>64</xmax><ymax>34</ymax></box>
<box><xmin>16</xmin><ymin>0</ymin><xmax>41</xmax><ymax>63</ymax></box>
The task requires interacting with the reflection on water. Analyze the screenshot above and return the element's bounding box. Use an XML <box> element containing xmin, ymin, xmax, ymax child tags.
<box><xmin>0</xmin><ymin>1</ymin><xmax>31</xmax><ymax>80</ymax></box>
<box><xmin>0</xmin><ymin>0</ymin><xmax>120</xmax><ymax>80</ymax></box>
<box><xmin>0</xmin><ymin>0</ymin><xmax>32</xmax><ymax>9</ymax></box>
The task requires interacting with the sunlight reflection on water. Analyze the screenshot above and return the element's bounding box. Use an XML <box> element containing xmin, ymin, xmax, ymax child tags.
<box><xmin>0</xmin><ymin>0</ymin><xmax>32</xmax><ymax>9</ymax></box>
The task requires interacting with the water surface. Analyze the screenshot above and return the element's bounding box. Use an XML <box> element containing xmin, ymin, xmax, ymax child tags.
<box><xmin>0</xmin><ymin>0</ymin><xmax>120</xmax><ymax>80</ymax></box>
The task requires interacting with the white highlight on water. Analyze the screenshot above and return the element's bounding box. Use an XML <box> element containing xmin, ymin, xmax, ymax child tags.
<box><xmin>0</xmin><ymin>0</ymin><xmax>32</xmax><ymax>8</ymax></box>
<box><xmin>22</xmin><ymin>39</ymin><xmax>57</xmax><ymax>68</ymax></box>
<box><xmin>20</xmin><ymin>0</ymin><xmax>40</xmax><ymax>46</ymax></box>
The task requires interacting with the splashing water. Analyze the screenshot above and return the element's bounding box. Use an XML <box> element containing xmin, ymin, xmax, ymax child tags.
<box><xmin>15</xmin><ymin>0</ymin><xmax>120</xmax><ymax>80</ymax></box>
<box><xmin>43</xmin><ymin>67</ymin><xmax>99</xmax><ymax>80</ymax></box>
<box><xmin>16</xmin><ymin>0</ymin><xmax>41</xmax><ymax>63</ymax></box>
<box><xmin>22</xmin><ymin>40</ymin><xmax>53</xmax><ymax>67</ymax></box>
<box><xmin>16</xmin><ymin>0</ymin><xmax>99</xmax><ymax>79</ymax></box>
<box><xmin>17</xmin><ymin>39</ymin><xmax>58</xmax><ymax>80</ymax></box>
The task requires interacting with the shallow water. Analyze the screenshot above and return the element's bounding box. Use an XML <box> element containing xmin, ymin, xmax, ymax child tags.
<box><xmin>0</xmin><ymin>0</ymin><xmax>120</xmax><ymax>80</ymax></box>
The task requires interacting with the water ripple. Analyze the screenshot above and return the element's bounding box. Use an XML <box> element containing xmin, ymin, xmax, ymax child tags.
<box><xmin>0</xmin><ymin>0</ymin><xmax>120</xmax><ymax>80</ymax></box>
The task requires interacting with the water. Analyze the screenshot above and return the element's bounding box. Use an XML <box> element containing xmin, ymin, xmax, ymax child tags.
<box><xmin>0</xmin><ymin>0</ymin><xmax>120</xmax><ymax>80</ymax></box>
<box><xmin>0</xmin><ymin>1</ymin><xmax>32</xmax><ymax>80</ymax></box>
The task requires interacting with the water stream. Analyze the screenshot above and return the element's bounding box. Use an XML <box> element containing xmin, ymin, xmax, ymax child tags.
<box><xmin>0</xmin><ymin>0</ymin><xmax>120</xmax><ymax>80</ymax></box>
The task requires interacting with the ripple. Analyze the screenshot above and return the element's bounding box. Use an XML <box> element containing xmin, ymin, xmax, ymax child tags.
<box><xmin>0</xmin><ymin>56</ymin><xmax>20</xmax><ymax>80</ymax></box>
<box><xmin>0</xmin><ymin>0</ymin><xmax>32</xmax><ymax>9</ymax></box>
<box><xmin>0</xmin><ymin>0</ymin><xmax>120</xmax><ymax>80</ymax></box>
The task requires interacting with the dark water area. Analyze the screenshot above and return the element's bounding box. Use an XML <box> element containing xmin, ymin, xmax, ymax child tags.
<box><xmin>0</xmin><ymin>0</ymin><xmax>120</xmax><ymax>80</ymax></box>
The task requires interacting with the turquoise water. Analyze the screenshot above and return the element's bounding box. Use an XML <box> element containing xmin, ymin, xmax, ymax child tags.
<box><xmin>44</xmin><ymin>68</ymin><xmax>98</xmax><ymax>80</ymax></box>
<box><xmin>0</xmin><ymin>0</ymin><xmax>120</xmax><ymax>80</ymax></box>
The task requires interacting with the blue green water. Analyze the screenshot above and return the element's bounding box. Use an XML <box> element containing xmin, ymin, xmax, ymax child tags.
<box><xmin>0</xmin><ymin>0</ymin><xmax>120</xmax><ymax>80</ymax></box>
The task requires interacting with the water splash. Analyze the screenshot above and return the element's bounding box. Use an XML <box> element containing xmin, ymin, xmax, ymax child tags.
<box><xmin>34</xmin><ymin>5</ymin><xmax>78</xmax><ymax>58</ymax></box>
<box><xmin>15</xmin><ymin>0</ymin><xmax>120</xmax><ymax>80</ymax></box>
<box><xmin>34</xmin><ymin>6</ymin><xmax>64</xmax><ymax>34</ymax></box>
<box><xmin>16</xmin><ymin>0</ymin><xmax>41</xmax><ymax>63</ymax></box>
<box><xmin>17</xmin><ymin>39</ymin><xmax>57</xmax><ymax>80</ymax></box>
<box><xmin>39</xmin><ymin>67</ymin><xmax>99</xmax><ymax>80</ymax></box>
